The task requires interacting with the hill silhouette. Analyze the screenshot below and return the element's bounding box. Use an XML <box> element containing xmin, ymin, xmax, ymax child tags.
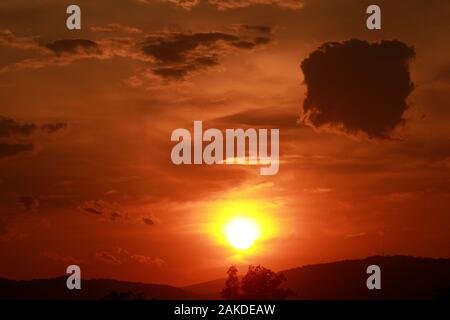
<box><xmin>1</xmin><ymin>256</ymin><xmax>449</xmax><ymax>299</ymax></box>
<box><xmin>0</xmin><ymin>277</ymin><xmax>196</xmax><ymax>300</ymax></box>
<box><xmin>184</xmin><ymin>256</ymin><xmax>450</xmax><ymax>299</ymax></box>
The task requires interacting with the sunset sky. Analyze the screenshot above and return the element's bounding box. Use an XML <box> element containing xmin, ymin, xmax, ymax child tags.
<box><xmin>0</xmin><ymin>0</ymin><xmax>449</xmax><ymax>287</ymax></box>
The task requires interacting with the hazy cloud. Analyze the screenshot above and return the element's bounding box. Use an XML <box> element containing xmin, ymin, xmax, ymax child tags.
<box><xmin>300</xmin><ymin>39</ymin><xmax>415</xmax><ymax>139</ymax></box>
<box><xmin>90</xmin><ymin>24</ymin><xmax>143</xmax><ymax>34</ymax></box>
<box><xmin>18</xmin><ymin>195</ymin><xmax>40</xmax><ymax>211</ymax></box>
<box><xmin>0</xmin><ymin>29</ymin><xmax>41</xmax><ymax>51</ymax></box>
<box><xmin>0</xmin><ymin>143</ymin><xmax>33</xmax><ymax>159</ymax></box>
<box><xmin>96</xmin><ymin>247</ymin><xmax>164</xmax><ymax>266</ymax></box>
<box><xmin>42</xmin><ymin>251</ymin><xmax>79</xmax><ymax>265</ymax></box>
<box><xmin>95</xmin><ymin>251</ymin><xmax>122</xmax><ymax>264</ymax></box>
<box><xmin>0</xmin><ymin>116</ymin><xmax>36</xmax><ymax>137</ymax></box>
<box><xmin>156</xmin><ymin>0</ymin><xmax>303</xmax><ymax>10</ymax></box>
<box><xmin>40</xmin><ymin>122</ymin><xmax>68</xmax><ymax>134</ymax></box>
<box><xmin>45</xmin><ymin>39</ymin><xmax>101</xmax><ymax>56</ymax></box>
<box><xmin>211</xmin><ymin>107</ymin><xmax>298</xmax><ymax>128</ymax></box>
<box><xmin>80</xmin><ymin>200</ymin><xmax>125</xmax><ymax>221</ymax></box>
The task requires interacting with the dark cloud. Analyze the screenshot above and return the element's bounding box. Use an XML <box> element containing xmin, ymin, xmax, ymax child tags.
<box><xmin>142</xmin><ymin>32</ymin><xmax>239</xmax><ymax>64</ymax></box>
<box><xmin>143</xmin><ymin>217</ymin><xmax>154</xmax><ymax>225</ymax></box>
<box><xmin>18</xmin><ymin>195</ymin><xmax>39</xmax><ymax>211</ymax></box>
<box><xmin>1</xmin><ymin>116</ymin><xmax>67</xmax><ymax>137</ymax></box>
<box><xmin>300</xmin><ymin>39</ymin><xmax>415</xmax><ymax>139</ymax></box>
<box><xmin>40</xmin><ymin>122</ymin><xmax>68</xmax><ymax>134</ymax></box>
<box><xmin>0</xmin><ymin>143</ymin><xmax>33</xmax><ymax>159</ymax></box>
<box><xmin>241</xmin><ymin>25</ymin><xmax>273</xmax><ymax>35</ymax></box>
<box><xmin>45</xmin><ymin>39</ymin><xmax>101</xmax><ymax>56</ymax></box>
<box><xmin>231</xmin><ymin>40</ymin><xmax>257</xmax><ymax>49</ymax></box>
<box><xmin>0</xmin><ymin>116</ymin><xmax>36</xmax><ymax>137</ymax></box>
<box><xmin>80</xmin><ymin>200</ymin><xmax>124</xmax><ymax>221</ymax></box>
<box><xmin>82</xmin><ymin>207</ymin><xmax>103</xmax><ymax>215</ymax></box>
<box><xmin>152</xmin><ymin>66</ymin><xmax>191</xmax><ymax>79</ymax></box>
<box><xmin>142</xmin><ymin>31</ymin><xmax>270</xmax><ymax>79</ymax></box>
<box><xmin>158</xmin><ymin>0</ymin><xmax>303</xmax><ymax>10</ymax></box>
<box><xmin>110</xmin><ymin>211</ymin><xmax>122</xmax><ymax>221</ymax></box>
<box><xmin>208</xmin><ymin>0</ymin><xmax>304</xmax><ymax>10</ymax></box>
<box><xmin>2</xmin><ymin>29</ymin><xmax>272</xmax><ymax>81</ymax></box>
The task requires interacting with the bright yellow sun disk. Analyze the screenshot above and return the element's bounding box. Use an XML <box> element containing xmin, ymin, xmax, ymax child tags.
<box><xmin>225</xmin><ymin>218</ymin><xmax>260</xmax><ymax>250</ymax></box>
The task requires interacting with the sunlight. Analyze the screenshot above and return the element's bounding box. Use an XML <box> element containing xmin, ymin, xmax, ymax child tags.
<box><xmin>225</xmin><ymin>217</ymin><xmax>260</xmax><ymax>250</ymax></box>
<box><xmin>206</xmin><ymin>199</ymin><xmax>277</xmax><ymax>253</ymax></box>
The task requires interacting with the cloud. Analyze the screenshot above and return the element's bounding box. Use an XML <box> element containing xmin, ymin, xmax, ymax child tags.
<box><xmin>90</xmin><ymin>24</ymin><xmax>143</xmax><ymax>34</ymax></box>
<box><xmin>210</xmin><ymin>106</ymin><xmax>298</xmax><ymax>128</ymax></box>
<box><xmin>96</xmin><ymin>247</ymin><xmax>164</xmax><ymax>266</ymax></box>
<box><xmin>42</xmin><ymin>251</ymin><xmax>79</xmax><ymax>265</ymax></box>
<box><xmin>0</xmin><ymin>29</ymin><xmax>41</xmax><ymax>50</ymax></box>
<box><xmin>45</xmin><ymin>39</ymin><xmax>101</xmax><ymax>56</ymax></box>
<box><xmin>142</xmin><ymin>32</ymin><xmax>238</xmax><ymax>64</ymax></box>
<box><xmin>300</xmin><ymin>39</ymin><xmax>415</xmax><ymax>139</ymax></box>
<box><xmin>95</xmin><ymin>251</ymin><xmax>122</xmax><ymax>264</ymax></box>
<box><xmin>1</xmin><ymin>116</ymin><xmax>67</xmax><ymax>137</ymax></box>
<box><xmin>0</xmin><ymin>116</ymin><xmax>36</xmax><ymax>137</ymax></box>
<box><xmin>18</xmin><ymin>195</ymin><xmax>40</xmax><ymax>211</ymax></box>
<box><xmin>0</xmin><ymin>117</ymin><xmax>66</xmax><ymax>160</ymax></box>
<box><xmin>208</xmin><ymin>0</ymin><xmax>303</xmax><ymax>10</ymax></box>
<box><xmin>236</xmin><ymin>24</ymin><xmax>274</xmax><ymax>35</ymax></box>
<box><xmin>143</xmin><ymin>217</ymin><xmax>154</xmax><ymax>225</ymax></box>
<box><xmin>154</xmin><ymin>0</ymin><xmax>303</xmax><ymax>10</ymax></box>
<box><xmin>0</xmin><ymin>143</ymin><xmax>33</xmax><ymax>159</ymax></box>
<box><xmin>1</xmin><ymin>28</ymin><xmax>272</xmax><ymax>80</ymax></box>
<box><xmin>80</xmin><ymin>200</ymin><xmax>125</xmax><ymax>221</ymax></box>
<box><xmin>141</xmin><ymin>31</ymin><xmax>271</xmax><ymax>79</ymax></box>
<box><xmin>40</xmin><ymin>122</ymin><xmax>68</xmax><ymax>134</ymax></box>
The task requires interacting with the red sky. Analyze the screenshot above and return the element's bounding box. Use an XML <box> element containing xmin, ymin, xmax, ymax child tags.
<box><xmin>0</xmin><ymin>0</ymin><xmax>449</xmax><ymax>286</ymax></box>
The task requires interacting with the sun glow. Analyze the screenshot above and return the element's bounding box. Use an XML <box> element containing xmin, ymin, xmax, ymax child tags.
<box><xmin>206</xmin><ymin>199</ymin><xmax>277</xmax><ymax>253</ymax></box>
<box><xmin>225</xmin><ymin>217</ymin><xmax>260</xmax><ymax>250</ymax></box>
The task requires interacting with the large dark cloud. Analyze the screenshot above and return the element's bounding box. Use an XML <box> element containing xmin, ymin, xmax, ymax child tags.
<box><xmin>0</xmin><ymin>116</ymin><xmax>36</xmax><ymax>137</ymax></box>
<box><xmin>0</xmin><ymin>143</ymin><xmax>33</xmax><ymax>159</ymax></box>
<box><xmin>45</xmin><ymin>39</ymin><xmax>101</xmax><ymax>56</ymax></box>
<box><xmin>300</xmin><ymin>39</ymin><xmax>415</xmax><ymax>139</ymax></box>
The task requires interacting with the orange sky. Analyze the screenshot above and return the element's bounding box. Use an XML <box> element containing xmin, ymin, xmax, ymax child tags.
<box><xmin>0</xmin><ymin>0</ymin><xmax>449</xmax><ymax>286</ymax></box>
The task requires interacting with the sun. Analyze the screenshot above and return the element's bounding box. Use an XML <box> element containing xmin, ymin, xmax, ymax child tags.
<box><xmin>225</xmin><ymin>217</ymin><xmax>260</xmax><ymax>250</ymax></box>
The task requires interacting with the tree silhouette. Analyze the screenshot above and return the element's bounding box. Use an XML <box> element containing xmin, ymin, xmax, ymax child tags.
<box><xmin>222</xmin><ymin>265</ymin><xmax>295</xmax><ymax>300</ymax></box>
<box><xmin>221</xmin><ymin>265</ymin><xmax>240</xmax><ymax>299</ymax></box>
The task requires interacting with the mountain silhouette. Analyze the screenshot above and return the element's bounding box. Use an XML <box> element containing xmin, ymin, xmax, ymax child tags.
<box><xmin>184</xmin><ymin>256</ymin><xmax>450</xmax><ymax>299</ymax></box>
<box><xmin>0</xmin><ymin>277</ymin><xmax>196</xmax><ymax>300</ymax></box>
<box><xmin>1</xmin><ymin>256</ymin><xmax>449</xmax><ymax>299</ymax></box>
